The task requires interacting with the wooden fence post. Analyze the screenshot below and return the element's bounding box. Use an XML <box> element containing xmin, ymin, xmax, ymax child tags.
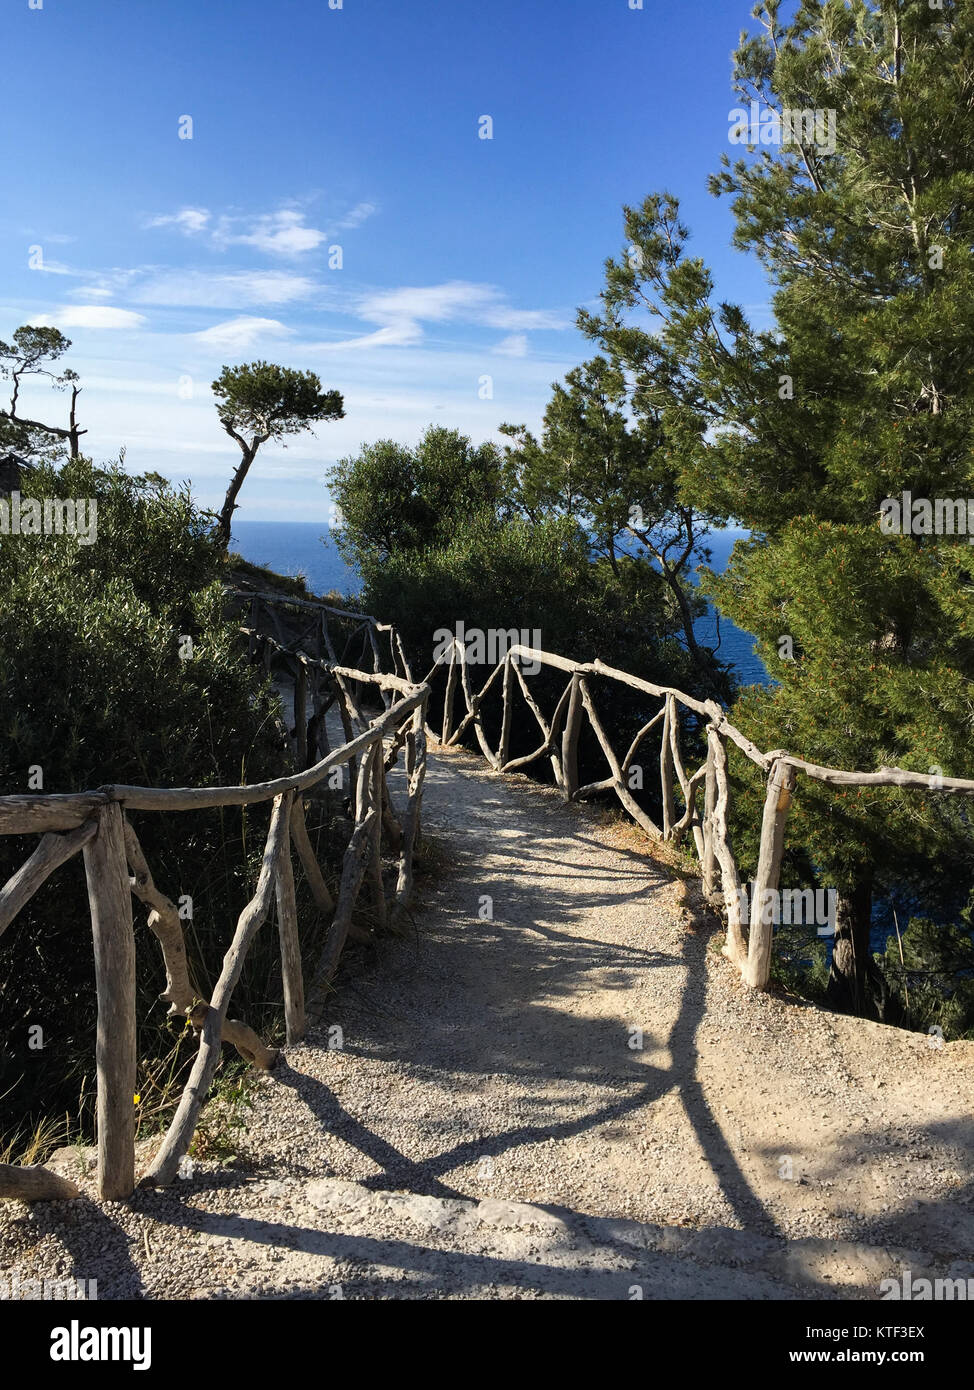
<box><xmin>498</xmin><ymin>654</ymin><xmax>513</xmax><ymax>769</ymax></box>
<box><xmin>702</xmin><ymin>745</ymin><xmax>717</xmax><ymax>899</ymax></box>
<box><xmin>275</xmin><ymin>794</ymin><xmax>305</xmax><ymax>1043</ymax></box>
<box><xmin>313</xmin><ymin>747</ymin><xmax>379</xmax><ymax>987</ymax></box>
<box><xmin>743</xmin><ymin>759</ymin><xmax>798</xmax><ymax>991</ymax></box>
<box><xmin>368</xmin><ymin>750</ymin><xmax>388</xmax><ymax>930</ymax></box>
<box><xmin>660</xmin><ymin>695</ymin><xmax>675</xmax><ymax>839</ymax></box>
<box><xmin>146</xmin><ymin>793</ymin><xmax>292</xmax><ymax>1186</ymax></box>
<box><xmin>441</xmin><ymin>639</ymin><xmax>458</xmax><ymax>744</ymax></box>
<box><xmin>289</xmin><ymin>796</ymin><xmax>334</xmax><ymax>913</ymax></box>
<box><xmin>709</xmin><ymin>728</ymin><xmax>748</xmax><ymax>970</ymax></box>
<box><xmin>82</xmin><ymin>801</ymin><xmax>137</xmax><ymax>1200</ymax></box>
<box><xmin>561</xmin><ymin>672</ymin><xmax>582</xmax><ymax>799</ymax></box>
<box><xmin>294</xmin><ymin>661</ymin><xmax>308</xmax><ymax>769</ymax></box>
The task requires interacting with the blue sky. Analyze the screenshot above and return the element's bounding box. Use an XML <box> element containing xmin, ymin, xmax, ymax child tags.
<box><xmin>2</xmin><ymin>0</ymin><xmax>772</xmax><ymax>521</ymax></box>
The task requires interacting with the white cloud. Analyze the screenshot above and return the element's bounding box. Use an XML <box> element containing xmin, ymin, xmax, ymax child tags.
<box><xmin>494</xmin><ymin>333</ymin><xmax>528</xmax><ymax>357</ymax></box>
<box><xmin>193</xmin><ymin>316</ymin><xmax>293</xmax><ymax>352</ymax></box>
<box><xmin>307</xmin><ymin>323</ymin><xmax>423</xmax><ymax>352</ymax></box>
<box><xmin>147</xmin><ymin>208</ymin><xmax>211</xmax><ymax>235</ymax></box>
<box><xmin>332</xmin><ymin>201</ymin><xmax>377</xmax><ymax>231</ymax></box>
<box><xmin>483</xmin><ymin>306</ymin><xmax>569</xmax><ymax>331</ymax></box>
<box><xmin>216</xmin><ymin>208</ymin><xmax>327</xmax><ymax>257</ymax></box>
<box><xmin>359</xmin><ymin>282</ymin><xmax>497</xmax><ymax>327</ymax></box>
<box><xmin>34</xmin><ymin>305</ymin><xmax>147</xmax><ymax>330</ymax></box>
<box><xmin>131</xmin><ymin>270</ymin><xmax>316</xmax><ymax>308</ymax></box>
<box><xmin>145</xmin><ymin>202</ymin><xmax>376</xmax><ymax>258</ymax></box>
<box><xmin>348</xmin><ymin>281</ymin><xmax>568</xmax><ymax>350</ymax></box>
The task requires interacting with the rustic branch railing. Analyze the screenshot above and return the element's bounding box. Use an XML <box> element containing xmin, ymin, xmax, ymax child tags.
<box><xmin>432</xmin><ymin>636</ymin><xmax>974</xmax><ymax>993</ymax></box>
<box><xmin>4</xmin><ymin>584</ymin><xmax>972</xmax><ymax>1205</ymax></box>
<box><xmin>0</xmin><ymin>591</ymin><xmax>428</xmax><ymax>1203</ymax></box>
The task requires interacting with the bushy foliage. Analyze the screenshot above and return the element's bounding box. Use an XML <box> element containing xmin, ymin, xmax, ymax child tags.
<box><xmin>330</xmin><ymin>426</ymin><xmax>714</xmax><ymax>788</ymax></box>
<box><xmin>882</xmin><ymin>907</ymin><xmax>974</xmax><ymax>1042</ymax></box>
<box><xmin>0</xmin><ymin>460</ymin><xmax>288</xmax><ymax>1152</ymax></box>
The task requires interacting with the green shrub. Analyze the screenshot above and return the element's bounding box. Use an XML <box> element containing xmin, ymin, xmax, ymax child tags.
<box><xmin>0</xmin><ymin>460</ymin><xmax>294</xmax><ymax>1154</ymax></box>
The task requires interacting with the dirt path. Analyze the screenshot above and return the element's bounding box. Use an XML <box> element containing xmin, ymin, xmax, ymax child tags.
<box><xmin>2</xmin><ymin>739</ymin><xmax>972</xmax><ymax>1300</ymax></box>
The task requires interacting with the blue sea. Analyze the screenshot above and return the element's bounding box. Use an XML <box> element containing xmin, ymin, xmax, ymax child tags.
<box><xmin>231</xmin><ymin>520</ymin><xmax>768</xmax><ymax>686</ymax></box>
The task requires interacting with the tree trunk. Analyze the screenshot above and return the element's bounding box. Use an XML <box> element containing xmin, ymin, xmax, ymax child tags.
<box><xmin>826</xmin><ymin>873</ymin><xmax>887</xmax><ymax>1019</ymax></box>
<box><xmin>662</xmin><ymin>564</ymin><xmax>704</xmax><ymax>661</ymax></box>
<box><xmin>216</xmin><ymin>445</ymin><xmax>257</xmax><ymax>549</ymax></box>
<box><xmin>68</xmin><ymin>386</ymin><xmax>83</xmax><ymax>460</ymax></box>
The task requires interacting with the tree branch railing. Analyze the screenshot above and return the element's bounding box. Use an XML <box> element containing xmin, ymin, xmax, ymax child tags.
<box><xmin>432</xmin><ymin>637</ymin><xmax>974</xmax><ymax>995</ymax></box>
<box><xmin>0</xmin><ymin>593</ymin><xmax>429</xmax><ymax>1203</ymax></box>
<box><xmin>4</xmin><ymin>584</ymin><xmax>973</xmax><ymax>1205</ymax></box>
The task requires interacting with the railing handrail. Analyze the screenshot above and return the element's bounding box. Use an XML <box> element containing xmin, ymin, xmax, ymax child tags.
<box><xmin>500</xmin><ymin>643</ymin><xmax>974</xmax><ymax>794</ymax></box>
<box><xmin>4</xmin><ymin>588</ymin><xmax>969</xmax><ymax>1204</ymax></box>
<box><xmin>433</xmin><ymin>633</ymin><xmax>974</xmax><ymax>997</ymax></box>
<box><xmin>0</xmin><ymin>593</ymin><xmax>429</xmax><ymax>1202</ymax></box>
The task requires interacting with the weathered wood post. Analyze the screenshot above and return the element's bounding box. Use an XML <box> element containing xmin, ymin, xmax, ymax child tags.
<box><xmin>335</xmin><ymin>683</ymin><xmax>358</xmax><ymax>817</ymax></box>
<box><xmin>498</xmin><ymin>653</ymin><xmax>513</xmax><ymax>769</ymax></box>
<box><xmin>709</xmin><ymin>727</ymin><xmax>748</xmax><ymax>969</ymax></box>
<box><xmin>393</xmin><ymin>706</ymin><xmax>427</xmax><ymax>919</ymax></box>
<box><xmin>560</xmin><ymin>672</ymin><xmax>583</xmax><ymax>799</ymax></box>
<box><xmin>368</xmin><ymin>748</ymin><xmax>388</xmax><ymax>930</ymax></box>
<box><xmin>441</xmin><ymin>639</ymin><xmax>458</xmax><ymax>744</ymax></box>
<box><xmin>660</xmin><ymin>695</ymin><xmax>676</xmax><ymax>839</ymax></box>
<box><xmin>275</xmin><ymin>792</ymin><xmax>305</xmax><ymax>1043</ymax></box>
<box><xmin>146</xmin><ymin>793</ymin><xmax>292</xmax><ymax>1186</ymax></box>
<box><xmin>290</xmin><ymin>796</ymin><xmax>334</xmax><ymax>913</ymax></box>
<box><xmin>314</xmin><ymin>748</ymin><xmax>379</xmax><ymax>986</ymax></box>
<box><xmin>82</xmin><ymin>801</ymin><xmax>137</xmax><ymax>1200</ymax></box>
<box><xmin>744</xmin><ymin>758</ymin><xmax>798</xmax><ymax>991</ymax></box>
<box><xmin>294</xmin><ymin>661</ymin><xmax>308</xmax><ymax>769</ymax></box>
<box><xmin>701</xmin><ymin>744</ymin><xmax>717</xmax><ymax>899</ymax></box>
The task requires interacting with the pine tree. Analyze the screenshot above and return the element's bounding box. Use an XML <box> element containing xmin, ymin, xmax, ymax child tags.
<box><xmin>581</xmin><ymin>0</ymin><xmax>974</xmax><ymax>1016</ymax></box>
<box><xmin>498</xmin><ymin>357</ymin><xmax>725</xmax><ymax>684</ymax></box>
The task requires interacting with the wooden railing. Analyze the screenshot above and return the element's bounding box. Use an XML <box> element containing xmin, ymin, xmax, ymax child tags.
<box><xmin>433</xmin><ymin>636</ymin><xmax>974</xmax><ymax>992</ymax></box>
<box><xmin>4</xmin><ymin>586</ymin><xmax>973</xmax><ymax>1205</ymax></box>
<box><xmin>0</xmin><ymin>593</ymin><xmax>428</xmax><ymax>1202</ymax></box>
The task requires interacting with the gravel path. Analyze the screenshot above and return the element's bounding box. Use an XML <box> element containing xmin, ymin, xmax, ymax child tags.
<box><xmin>2</xmin><ymin>739</ymin><xmax>973</xmax><ymax>1300</ymax></box>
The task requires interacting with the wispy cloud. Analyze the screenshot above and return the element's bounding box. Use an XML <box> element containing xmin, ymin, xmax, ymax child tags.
<box><xmin>309</xmin><ymin>324</ymin><xmax>422</xmax><ymax>352</ymax></box>
<box><xmin>34</xmin><ymin>305</ymin><xmax>147</xmax><ymax>330</ymax></box>
<box><xmin>348</xmin><ymin>281</ymin><xmax>568</xmax><ymax>350</ymax></box>
<box><xmin>144</xmin><ymin>201</ymin><xmax>377</xmax><ymax>258</ymax></box>
<box><xmin>215</xmin><ymin>208</ymin><xmax>327</xmax><ymax>257</ymax></box>
<box><xmin>67</xmin><ymin>286</ymin><xmax>115</xmax><ymax>301</ymax></box>
<box><xmin>130</xmin><ymin>269</ymin><xmax>317</xmax><ymax>308</ymax></box>
<box><xmin>332</xmin><ymin>201</ymin><xmax>377</xmax><ymax>231</ymax></box>
<box><xmin>494</xmin><ymin>333</ymin><xmax>529</xmax><ymax>357</ymax></box>
<box><xmin>146</xmin><ymin>208</ymin><xmax>211</xmax><ymax>235</ymax></box>
<box><xmin>483</xmin><ymin>306</ymin><xmax>567</xmax><ymax>331</ymax></box>
<box><xmin>193</xmin><ymin>316</ymin><xmax>293</xmax><ymax>352</ymax></box>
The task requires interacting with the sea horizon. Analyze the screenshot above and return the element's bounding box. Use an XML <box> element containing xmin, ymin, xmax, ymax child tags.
<box><xmin>230</xmin><ymin>519</ymin><xmax>769</xmax><ymax>686</ymax></box>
